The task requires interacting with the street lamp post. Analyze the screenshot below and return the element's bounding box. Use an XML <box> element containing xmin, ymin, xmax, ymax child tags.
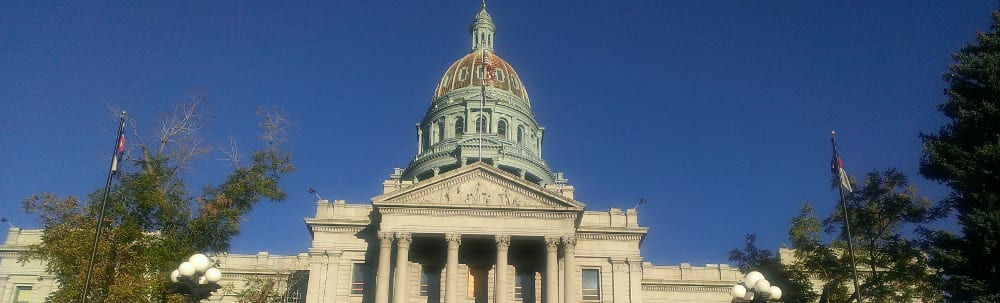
<box><xmin>731</xmin><ymin>271</ymin><xmax>783</xmax><ymax>303</ymax></box>
<box><xmin>170</xmin><ymin>253</ymin><xmax>223</xmax><ymax>302</ymax></box>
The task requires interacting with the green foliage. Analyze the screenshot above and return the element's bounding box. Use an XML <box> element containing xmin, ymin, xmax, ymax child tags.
<box><xmin>920</xmin><ymin>10</ymin><xmax>1000</xmax><ymax>303</ymax></box>
<box><xmin>788</xmin><ymin>202</ymin><xmax>853</xmax><ymax>303</ymax></box>
<box><xmin>224</xmin><ymin>272</ymin><xmax>307</xmax><ymax>303</ymax></box>
<box><xmin>827</xmin><ymin>169</ymin><xmax>941</xmax><ymax>303</ymax></box>
<box><xmin>788</xmin><ymin>170</ymin><xmax>940</xmax><ymax>302</ymax></box>
<box><xmin>729</xmin><ymin>233</ymin><xmax>819</xmax><ymax>303</ymax></box>
<box><xmin>20</xmin><ymin>105</ymin><xmax>294</xmax><ymax>302</ymax></box>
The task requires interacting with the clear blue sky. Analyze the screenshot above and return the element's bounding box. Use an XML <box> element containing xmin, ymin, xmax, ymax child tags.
<box><xmin>1</xmin><ymin>1</ymin><xmax>995</xmax><ymax>266</ymax></box>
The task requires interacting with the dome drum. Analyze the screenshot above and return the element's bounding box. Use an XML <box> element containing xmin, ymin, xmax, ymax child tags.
<box><xmin>403</xmin><ymin>3</ymin><xmax>557</xmax><ymax>186</ymax></box>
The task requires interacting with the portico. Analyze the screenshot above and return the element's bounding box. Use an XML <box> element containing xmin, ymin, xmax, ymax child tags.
<box><xmin>373</xmin><ymin>230</ymin><xmax>577</xmax><ymax>303</ymax></box>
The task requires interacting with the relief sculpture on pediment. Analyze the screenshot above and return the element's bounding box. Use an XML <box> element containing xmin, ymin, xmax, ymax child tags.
<box><xmin>387</xmin><ymin>172</ymin><xmax>570</xmax><ymax>208</ymax></box>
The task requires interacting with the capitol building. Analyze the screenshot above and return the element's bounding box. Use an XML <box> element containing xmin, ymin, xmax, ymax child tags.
<box><xmin>0</xmin><ymin>4</ymin><xmax>746</xmax><ymax>303</ymax></box>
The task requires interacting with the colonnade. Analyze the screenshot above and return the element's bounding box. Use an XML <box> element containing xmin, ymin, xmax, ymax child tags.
<box><xmin>374</xmin><ymin>232</ymin><xmax>578</xmax><ymax>303</ymax></box>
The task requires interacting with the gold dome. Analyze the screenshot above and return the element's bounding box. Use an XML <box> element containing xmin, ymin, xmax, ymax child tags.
<box><xmin>434</xmin><ymin>50</ymin><xmax>530</xmax><ymax>105</ymax></box>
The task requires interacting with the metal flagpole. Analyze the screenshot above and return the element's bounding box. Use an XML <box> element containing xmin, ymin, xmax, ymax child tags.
<box><xmin>831</xmin><ymin>131</ymin><xmax>863</xmax><ymax>303</ymax></box>
<box><xmin>82</xmin><ymin>111</ymin><xmax>126</xmax><ymax>303</ymax></box>
<box><xmin>479</xmin><ymin>49</ymin><xmax>487</xmax><ymax>161</ymax></box>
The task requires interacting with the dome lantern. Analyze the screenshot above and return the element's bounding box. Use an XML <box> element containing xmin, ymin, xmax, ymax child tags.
<box><xmin>470</xmin><ymin>2</ymin><xmax>496</xmax><ymax>52</ymax></box>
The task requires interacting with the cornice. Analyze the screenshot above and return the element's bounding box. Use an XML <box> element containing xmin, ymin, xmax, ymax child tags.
<box><xmin>576</xmin><ymin>233</ymin><xmax>644</xmax><ymax>241</ymax></box>
<box><xmin>378</xmin><ymin>207</ymin><xmax>578</xmax><ymax>219</ymax></box>
<box><xmin>309</xmin><ymin>226</ymin><xmax>368</xmax><ymax>234</ymax></box>
<box><xmin>642</xmin><ymin>284</ymin><xmax>731</xmax><ymax>293</ymax></box>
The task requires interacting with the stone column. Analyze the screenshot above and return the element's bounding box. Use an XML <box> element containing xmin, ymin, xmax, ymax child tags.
<box><xmin>375</xmin><ymin>232</ymin><xmax>393</xmax><ymax>303</ymax></box>
<box><xmin>445</xmin><ymin>233</ymin><xmax>462</xmax><ymax>303</ymax></box>
<box><xmin>495</xmin><ymin>235</ymin><xmax>511</xmax><ymax>303</ymax></box>
<box><xmin>544</xmin><ymin>236</ymin><xmax>559</xmax><ymax>303</ymax></box>
<box><xmin>393</xmin><ymin>232</ymin><xmax>412</xmax><ymax>303</ymax></box>
<box><xmin>562</xmin><ymin>236</ymin><xmax>577</xmax><ymax>303</ymax></box>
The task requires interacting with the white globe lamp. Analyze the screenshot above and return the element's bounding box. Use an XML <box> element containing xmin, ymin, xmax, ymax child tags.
<box><xmin>204</xmin><ymin>268</ymin><xmax>222</xmax><ymax>283</ymax></box>
<box><xmin>769</xmin><ymin>286</ymin><xmax>782</xmax><ymax>300</ymax></box>
<box><xmin>178</xmin><ymin>262</ymin><xmax>196</xmax><ymax>277</ymax></box>
<box><xmin>731</xmin><ymin>284</ymin><xmax>747</xmax><ymax>299</ymax></box>
<box><xmin>189</xmin><ymin>253</ymin><xmax>211</xmax><ymax>273</ymax></box>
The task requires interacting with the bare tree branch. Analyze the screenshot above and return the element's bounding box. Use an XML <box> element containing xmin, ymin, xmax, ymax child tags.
<box><xmin>256</xmin><ymin>106</ymin><xmax>289</xmax><ymax>148</ymax></box>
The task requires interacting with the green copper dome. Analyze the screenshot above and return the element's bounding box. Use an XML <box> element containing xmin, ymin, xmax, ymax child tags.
<box><xmin>402</xmin><ymin>4</ymin><xmax>554</xmax><ymax>186</ymax></box>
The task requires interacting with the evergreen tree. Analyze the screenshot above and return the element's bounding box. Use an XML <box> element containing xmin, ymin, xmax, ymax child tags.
<box><xmin>19</xmin><ymin>97</ymin><xmax>295</xmax><ymax>302</ymax></box>
<box><xmin>920</xmin><ymin>10</ymin><xmax>1000</xmax><ymax>302</ymax></box>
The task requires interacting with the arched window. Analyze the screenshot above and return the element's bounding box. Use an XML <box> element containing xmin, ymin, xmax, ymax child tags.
<box><xmin>455</xmin><ymin>117</ymin><xmax>465</xmax><ymax>136</ymax></box>
<box><xmin>516</xmin><ymin>126</ymin><xmax>524</xmax><ymax>143</ymax></box>
<box><xmin>475</xmin><ymin>115</ymin><xmax>487</xmax><ymax>133</ymax></box>
<box><xmin>437</xmin><ymin>119</ymin><xmax>445</xmax><ymax>141</ymax></box>
<box><xmin>497</xmin><ymin>119</ymin><xmax>508</xmax><ymax>138</ymax></box>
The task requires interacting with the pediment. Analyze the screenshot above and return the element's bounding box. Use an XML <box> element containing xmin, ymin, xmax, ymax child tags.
<box><xmin>372</xmin><ymin>163</ymin><xmax>584</xmax><ymax>210</ymax></box>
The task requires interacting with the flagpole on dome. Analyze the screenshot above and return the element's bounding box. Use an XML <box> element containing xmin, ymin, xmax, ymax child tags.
<box><xmin>831</xmin><ymin>131</ymin><xmax>863</xmax><ymax>303</ymax></box>
<box><xmin>81</xmin><ymin>111</ymin><xmax>127</xmax><ymax>303</ymax></box>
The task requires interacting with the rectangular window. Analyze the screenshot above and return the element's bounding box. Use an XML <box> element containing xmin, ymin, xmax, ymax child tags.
<box><xmin>420</xmin><ymin>266</ymin><xmax>441</xmax><ymax>298</ymax></box>
<box><xmin>582</xmin><ymin>269</ymin><xmax>600</xmax><ymax>301</ymax></box>
<box><xmin>514</xmin><ymin>271</ymin><xmax>535</xmax><ymax>302</ymax></box>
<box><xmin>13</xmin><ymin>285</ymin><xmax>33</xmax><ymax>303</ymax></box>
<box><xmin>352</xmin><ymin>263</ymin><xmax>371</xmax><ymax>295</ymax></box>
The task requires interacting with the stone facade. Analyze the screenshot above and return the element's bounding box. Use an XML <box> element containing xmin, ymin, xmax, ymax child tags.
<box><xmin>0</xmin><ymin>4</ymin><xmax>747</xmax><ymax>303</ymax></box>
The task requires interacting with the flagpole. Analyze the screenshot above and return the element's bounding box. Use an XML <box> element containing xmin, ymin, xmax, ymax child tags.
<box><xmin>831</xmin><ymin>131</ymin><xmax>863</xmax><ymax>303</ymax></box>
<box><xmin>82</xmin><ymin>111</ymin><xmax>126</xmax><ymax>303</ymax></box>
<box><xmin>479</xmin><ymin>49</ymin><xmax>486</xmax><ymax>161</ymax></box>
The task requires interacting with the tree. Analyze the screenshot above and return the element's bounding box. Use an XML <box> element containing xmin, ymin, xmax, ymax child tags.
<box><xmin>19</xmin><ymin>95</ymin><xmax>295</xmax><ymax>302</ymax></box>
<box><xmin>919</xmin><ymin>9</ymin><xmax>1000</xmax><ymax>303</ymax></box>
<box><xmin>825</xmin><ymin>169</ymin><xmax>941</xmax><ymax>303</ymax></box>
<box><xmin>788</xmin><ymin>202</ymin><xmax>852</xmax><ymax>303</ymax></box>
<box><xmin>729</xmin><ymin>233</ymin><xmax>818</xmax><ymax>303</ymax></box>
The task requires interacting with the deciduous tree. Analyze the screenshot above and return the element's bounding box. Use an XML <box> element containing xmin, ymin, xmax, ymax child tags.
<box><xmin>19</xmin><ymin>95</ymin><xmax>295</xmax><ymax>302</ymax></box>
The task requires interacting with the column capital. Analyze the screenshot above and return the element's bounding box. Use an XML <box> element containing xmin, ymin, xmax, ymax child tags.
<box><xmin>396</xmin><ymin>232</ymin><xmax>412</xmax><ymax>247</ymax></box>
<box><xmin>544</xmin><ymin>236</ymin><xmax>560</xmax><ymax>250</ymax></box>
<box><xmin>495</xmin><ymin>234</ymin><xmax>511</xmax><ymax>250</ymax></box>
<box><xmin>561</xmin><ymin>236</ymin><xmax>577</xmax><ymax>248</ymax></box>
<box><xmin>379</xmin><ymin>231</ymin><xmax>394</xmax><ymax>246</ymax></box>
<box><xmin>445</xmin><ymin>233</ymin><xmax>462</xmax><ymax>246</ymax></box>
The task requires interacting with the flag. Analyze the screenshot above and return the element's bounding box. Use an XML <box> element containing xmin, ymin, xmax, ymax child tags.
<box><xmin>482</xmin><ymin>51</ymin><xmax>496</xmax><ymax>85</ymax></box>
<box><xmin>831</xmin><ymin>136</ymin><xmax>853</xmax><ymax>192</ymax></box>
<box><xmin>109</xmin><ymin>112</ymin><xmax>126</xmax><ymax>177</ymax></box>
<box><xmin>111</xmin><ymin>134</ymin><xmax>125</xmax><ymax>174</ymax></box>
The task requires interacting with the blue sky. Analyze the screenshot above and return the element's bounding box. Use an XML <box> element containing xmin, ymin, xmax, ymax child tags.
<box><xmin>1</xmin><ymin>1</ymin><xmax>995</xmax><ymax>266</ymax></box>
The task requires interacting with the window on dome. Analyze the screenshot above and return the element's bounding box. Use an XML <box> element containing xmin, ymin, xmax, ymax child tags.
<box><xmin>475</xmin><ymin>115</ymin><xmax>487</xmax><ymax>133</ymax></box>
<box><xmin>440</xmin><ymin>75</ymin><xmax>451</xmax><ymax>89</ymax></box>
<box><xmin>496</xmin><ymin>69</ymin><xmax>505</xmax><ymax>82</ymax></box>
<box><xmin>510</xmin><ymin>76</ymin><xmax>519</xmax><ymax>89</ymax></box>
<box><xmin>476</xmin><ymin>66</ymin><xmax>484</xmax><ymax>79</ymax></box>
<box><xmin>455</xmin><ymin>117</ymin><xmax>465</xmax><ymax>136</ymax></box>
<box><xmin>497</xmin><ymin>119</ymin><xmax>508</xmax><ymax>138</ymax></box>
<box><xmin>437</xmin><ymin>119</ymin><xmax>445</xmax><ymax>141</ymax></box>
<box><xmin>517</xmin><ymin>126</ymin><xmax>524</xmax><ymax>143</ymax></box>
<box><xmin>459</xmin><ymin>68</ymin><xmax>469</xmax><ymax>81</ymax></box>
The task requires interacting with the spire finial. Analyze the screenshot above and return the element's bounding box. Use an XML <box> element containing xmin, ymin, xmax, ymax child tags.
<box><xmin>470</xmin><ymin>1</ymin><xmax>496</xmax><ymax>52</ymax></box>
